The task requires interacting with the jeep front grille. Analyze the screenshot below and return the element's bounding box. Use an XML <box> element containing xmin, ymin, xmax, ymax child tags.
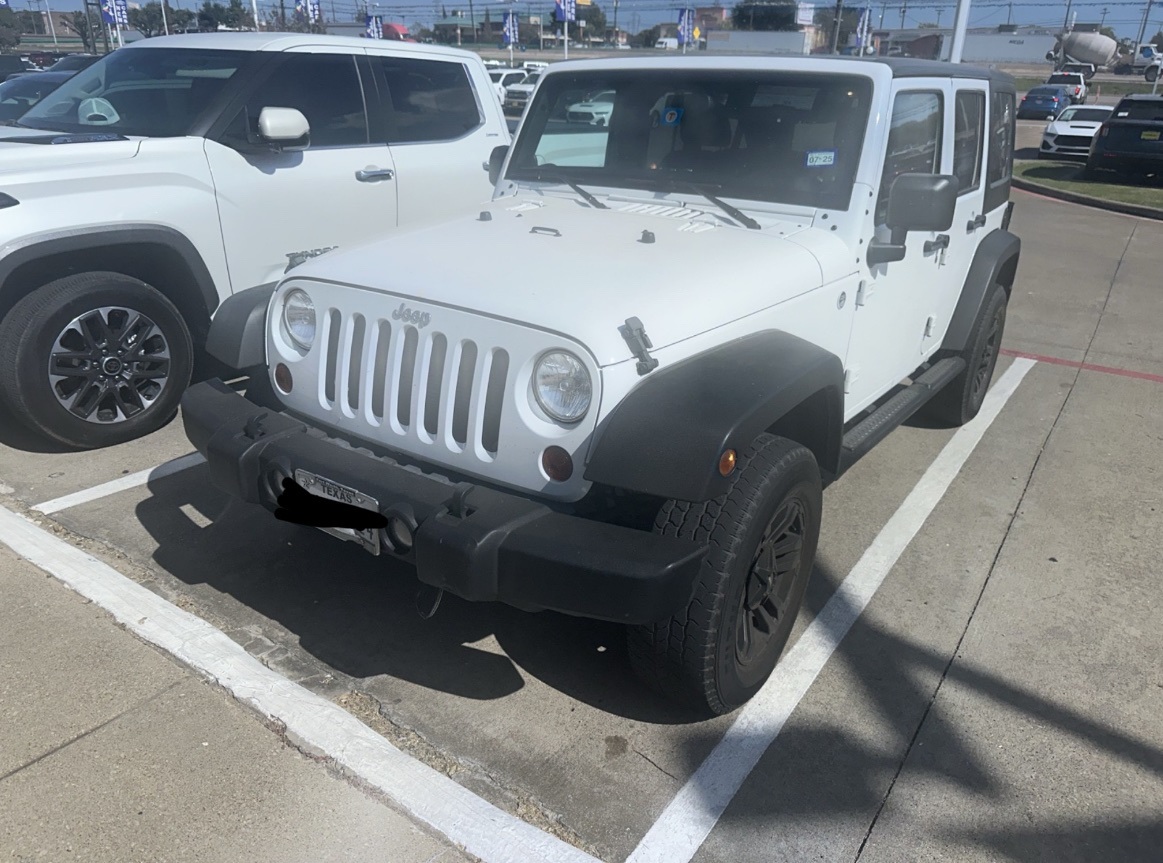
<box><xmin>318</xmin><ymin>310</ymin><xmax>510</xmax><ymax>460</ymax></box>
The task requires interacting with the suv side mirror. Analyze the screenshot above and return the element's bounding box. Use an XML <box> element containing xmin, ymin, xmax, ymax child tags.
<box><xmin>488</xmin><ymin>145</ymin><xmax>509</xmax><ymax>185</ymax></box>
<box><xmin>867</xmin><ymin>173</ymin><xmax>958</xmax><ymax>267</ymax></box>
<box><xmin>256</xmin><ymin>107</ymin><xmax>310</xmax><ymax>151</ymax></box>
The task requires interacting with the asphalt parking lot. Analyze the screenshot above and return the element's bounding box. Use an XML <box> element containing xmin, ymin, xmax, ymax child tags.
<box><xmin>2</xmin><ymin>189</ymin><xmax>1161</xmax><ymax>862</ymax></box>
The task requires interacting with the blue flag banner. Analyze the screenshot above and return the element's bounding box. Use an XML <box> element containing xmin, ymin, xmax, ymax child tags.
<box><xmin>677</xmin><ymin>8</ymin><xmax>694</xmax><ymax>45</ymax></box>
<box><xmin>554</xmin><ymin>0</ymin><xmax>575</xmax><ymax>23</ymax></box>
<box><xmin>114</xmin><ymin>0</ymin><xmax>129</xmax><ymax>26</ymax></box>
<box><xmin>0</xmin><ymin>1</ymin><xmax>10</xmax><ymax>9</ymax></box>
<box><xmin>503</xmin><ymin>11</ymin><xmax>519</xmax><ymax>46</ymax></box>
<box><xmin>308</xmin><ymin>0</ymin><xmax>321</xmax><ymax>22</ymax></box>
<box><xmin>100</xmin><ymin>0</ymin><xmax>116</xmax><ymax>24</ymax></box>
<box><xmin>365</xmin><ymin>14</ymin><xmax>383</xmax><ymax>38</ymax></box>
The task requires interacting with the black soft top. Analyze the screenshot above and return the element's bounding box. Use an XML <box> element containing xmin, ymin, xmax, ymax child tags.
<box><xmin>869</xmin><ymin>57</ymin><xmax>1016</xmax><ymax>92</ymax></box>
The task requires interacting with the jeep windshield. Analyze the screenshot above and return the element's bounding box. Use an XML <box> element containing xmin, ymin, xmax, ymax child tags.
<box><xmin>506</xmin><ymin>70</ymin><xmax>873</xmax><ymax>211</ymax></box>
<box><xmin>17</xmin><ymin>48</ymin><xmax>248</xmax><ymax>137</ymax></box>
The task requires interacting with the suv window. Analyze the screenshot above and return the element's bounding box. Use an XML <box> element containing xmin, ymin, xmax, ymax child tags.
<box><xmin>953</xmin><ymin>90</ymin><xmax>985</xmax><ymax>193</ymax></box>
<box><xmin>987</xmin><ymin>90</ymin><xmax>1015</xmax><ymax>186</ymax></box>
<box><xmin>1047</xmin><ymin>73</ymin><xmax>1083</xmax><ymax>85</ymax></box>
<box><xmin>225</xmin><ymin>54</ymin><xmax>368</xmax><ymax>148</ymax></box>
<box><xmin>1113</xmin><ymin>98</ymin><xmax>1163</xmax><ymax>120</ymax></box>
<box><xmin>876</xmin><ymin>90</ymin><xmax>943</xmax><ymax>223</ymax></box>
<box><xmin>371</xmin><ymin>56</ymin><xmax>482</xmax><ymax>143</ymax></box>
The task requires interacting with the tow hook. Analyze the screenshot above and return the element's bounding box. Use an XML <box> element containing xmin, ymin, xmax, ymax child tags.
<box><xmin>415</xmin><ymin>584</ymin><xmax>445</xmax><ymax>619</ymax></box>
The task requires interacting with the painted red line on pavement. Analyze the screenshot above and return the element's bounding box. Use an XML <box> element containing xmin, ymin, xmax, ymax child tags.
<box><xmin>1001</xmin><ymin>349</ymin><xmax>1163</xmax><ymax>384</ymax></box>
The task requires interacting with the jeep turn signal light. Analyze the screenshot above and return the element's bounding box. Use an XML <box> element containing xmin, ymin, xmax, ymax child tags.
<box><xmin>718</xmin><ymin>448</ymin><xmax>737</xmax><ymax>477</ymax></box>
<box><xmin>274</xmin><ymin>363</ymin><xmax>293</xmax><ymax>393</ymax></box>
<box><xmin>542</xmin><ymin>446</ymin><xmax>573</xmax><ymax>482</ymax></box>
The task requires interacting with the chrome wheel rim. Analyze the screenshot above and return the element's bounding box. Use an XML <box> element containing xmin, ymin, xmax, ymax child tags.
<box><xmin>47</xmin><ymin>306</ymin><xmax>171</xmax><ymax>424</ymax></box>
<box><xmin>736</xmin><ymin>498</ymin><xmax>806</xmax><ymax>669</ymax></box>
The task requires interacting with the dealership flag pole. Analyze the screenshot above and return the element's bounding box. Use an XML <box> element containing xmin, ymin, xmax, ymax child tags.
<box><xmin>949</xmin><ymin>0</ymin><xmax>972</xmax><ymax>63</ymax></box>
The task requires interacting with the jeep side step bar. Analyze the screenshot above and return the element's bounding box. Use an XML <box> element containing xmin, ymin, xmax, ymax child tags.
<box><xmin>836</xmin><ymin>356</ymin><xmax>966</xmax><ymax>477</ymax></box>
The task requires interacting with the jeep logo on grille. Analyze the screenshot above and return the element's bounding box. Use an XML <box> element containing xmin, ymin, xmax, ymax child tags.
<box><xmin>392</xmin><ymin>302</ymin><xmax>431</xmax><ymax>329</ymax></box>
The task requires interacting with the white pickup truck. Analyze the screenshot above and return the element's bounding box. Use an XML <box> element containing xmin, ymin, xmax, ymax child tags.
<box><xmin>0</xmin><ymin>33</ymin><xmax>507</xmax><ymax>449</ymax></box>
<box><xmin>184</xmin><ymin>56</ymin><xmax>1021</xmax><ymax>715</ymax></box>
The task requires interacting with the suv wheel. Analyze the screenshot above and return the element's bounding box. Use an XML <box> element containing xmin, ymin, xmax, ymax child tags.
<box><xmin>627</xmin><ymin>434</ymin><xmax>822</xmax><ymax>715</ymax></box>
<box><xmin>922</xmin><ymin>283</ymin><xmax>1008</xmax><ymax>427</ymax></box>
<box><xmin>0</xmin><ymin>272</ymin><xmax>193</xmax><ymax>449</ymax></box>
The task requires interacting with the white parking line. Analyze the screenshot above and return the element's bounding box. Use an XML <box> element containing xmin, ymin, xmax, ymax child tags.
<box><xmin>0</xmin><ymin>505</ymin><xmax>600</xmax><ymax>863</ymax></box>
<box><xmin>32</xmin><ymin>452</ymin><xmax>206</xmax><ymax>515</ymax></box>
<box><xmin>626</xmin><ymin>357</ymin><xmax>1036</xmax><ymax>863</ymax></box>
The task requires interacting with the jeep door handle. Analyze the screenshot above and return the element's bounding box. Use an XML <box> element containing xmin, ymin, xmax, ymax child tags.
<box><xmin>966</xmin><ymin>213</ymin><xmax>987</xmax><ymax>232</ymax></box>
<box><xmin>923</xmin><ymin>234</ymin><xmax>950</xmax><ymax>254</ymax></box>
<box><xmin>355</xmin><ymin>167</ymin><xmax>395</xmax><ymax>182</ymax></box>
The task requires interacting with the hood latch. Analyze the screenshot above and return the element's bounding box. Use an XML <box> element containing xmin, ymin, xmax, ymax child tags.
<box><xmin>619</xmin><ymin>317</ymin><xmax>659</xmax><ymax>376</ymax></box>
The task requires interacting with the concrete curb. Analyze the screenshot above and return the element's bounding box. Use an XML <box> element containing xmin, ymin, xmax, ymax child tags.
<box><xmin>1012</xmin><ymin>174</ymin><xmax>1163</xmax><ymax>221</ymax></box>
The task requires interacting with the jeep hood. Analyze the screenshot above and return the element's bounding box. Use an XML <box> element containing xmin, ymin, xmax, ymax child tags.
<box><xmin>0</xmin><ymin>126</ymin><xmax>140</xmax><ymax>171</ymax></box>
<box><xmin>296</xmin><ymin>194</ymin><xmax>850</xmax><ymax>367</ymax></box>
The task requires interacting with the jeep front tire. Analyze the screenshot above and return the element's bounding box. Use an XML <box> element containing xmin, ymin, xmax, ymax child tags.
<box><xmin>0</xmin><ymin>272</ymin><xmax>193</xmax><ymax>449</ymax></box>
<box><xmin>627</xmin><ymin>434</ymin><xmax>822</xmax><ymax>715</ymax></box>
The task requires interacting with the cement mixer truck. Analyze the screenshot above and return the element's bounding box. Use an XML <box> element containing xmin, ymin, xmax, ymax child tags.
<box><xmin>1047</xmin><ymin>31</ymin><xmax>1117</xmax><ymax>78</ymax></box>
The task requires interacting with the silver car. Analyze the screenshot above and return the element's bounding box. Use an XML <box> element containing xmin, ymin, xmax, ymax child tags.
<box><xmin>1040</xmin><ymin>104</ymin><xmax>1114</xmax><ymax>159</ymax></box>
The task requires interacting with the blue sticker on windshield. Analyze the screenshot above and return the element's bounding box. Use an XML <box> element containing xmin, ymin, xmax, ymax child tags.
<box><xmin>660</xmin><ymin>107</ymin><xmax>684</xmax><ymax>126</ymax></box>
<box><xmin>806</xmin><ymin>150</ymin><xmax>836</xmax><ymax>167</ymax></box>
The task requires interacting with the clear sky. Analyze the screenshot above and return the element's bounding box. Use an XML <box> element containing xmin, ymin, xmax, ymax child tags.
<box><xmin>25</xmin><ymin>0</ymin><xmax>1163</xmax><ymax>44</ymax></box>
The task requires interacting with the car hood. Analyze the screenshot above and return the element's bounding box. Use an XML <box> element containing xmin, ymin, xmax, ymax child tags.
<box><xmin>294</xmin><ymin>193</ymin><xmax>844</xmax><ymax>367</ymax></box>
<box><xmin>0</xmin><ymin>126</ymin><xmax>140</xmax><ymax>171</ymax></box>
<box><xmin>1047</xmin><ymin>120</ymin><xmax>1103</xmax><ymax>133</ymax></box>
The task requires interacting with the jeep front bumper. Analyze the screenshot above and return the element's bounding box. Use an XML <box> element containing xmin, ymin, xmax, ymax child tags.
<box><xmin>181</xmin><ymin>380</ymin><xmax>706</xmax><ymax>624</ymax></box>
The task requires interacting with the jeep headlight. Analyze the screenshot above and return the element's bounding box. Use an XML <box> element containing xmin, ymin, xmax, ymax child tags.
<box><xmin>282</xmin><ymin>289</ymin><xmax>316</xmax><ymax>350</ymax></box>
<box><xmin>533</xmin><ymin>351</ymin><xmax>591</xmax><ymax>423</ymax></box>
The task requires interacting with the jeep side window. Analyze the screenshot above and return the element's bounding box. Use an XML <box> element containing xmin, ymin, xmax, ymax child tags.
<box><xmin>222</xmin><ymin>54</ymin><xmax>369</xmax><ymax>149</ymax></box>
<box><xmin>987</xmin><ymin>90</ymin><xmax>1015</xmax><ymax>185</ymax></box>
<box><xmin>371</xmin><ymin>57</ymin><xmax>482</xmax><ymax>144</ymax></box>
<box><xmin>876</xmin><ymin>91</ymin><xmax>943</xmax><ymax>224</ymax></box>
<box><xmin>953</xmin><ymin>90</ymin><xmax>985</xmax><ymax>193</ymax></box>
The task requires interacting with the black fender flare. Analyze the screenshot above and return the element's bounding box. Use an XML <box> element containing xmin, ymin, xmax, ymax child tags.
<box><xmin>0</xmin><ymin>224</ymin><xmax>220</xmax><ymax>318</ymax></box>
<box><xmin>584</xmin><ymin>331</ymin><xmax>844</xmax><ymax>503</ymax></box>
<box><xmin>204</xmin><ymin>283</ymin><xmax>277</xmax><ymax>370</ymax></box>
<box><xmin>942</xmin><ymin>229</ymin><xmax>1020</xmax><ymax>353</ymax></box>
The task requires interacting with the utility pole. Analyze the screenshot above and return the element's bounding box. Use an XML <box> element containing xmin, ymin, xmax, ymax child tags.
<box><xmin>1063</xmin><ymin>0</ymin><xmax>1072</xmax><ymax>32</ymax></box>
<box><xmin>899</xmin><ymin>2</ymin><xmax>906</xmax><ymax>30</ymax></box>
<box><xmin>468</xmin><ymin>0</ymin><xmax>475</xmax><ymax>43</ymax></box>
<box><xmin>949</xmin><ymin>0</ymin><xmax>970</xmax><ymax>62</ymax></box>
<box><xmin>878</xmin><ymin>3</ymin><xmax>885</xmax><ymax>29</ymax></box>
<box><xmin>1006</xmin><ymin>1</ymin><xmax>1013</xmax><ymax>26</ymax></box>
<box><xmin>278</xmin><ymin>0</ymin><xmax>286</xmax><ymax>29</ymax></box>
<box><xmin>1137</xmin><ymin>0</ymin><xmax>1155</xmax><ymax>49</ymax></box>
<box><xmin>612</xmin><ymin>0</ymin><xmax>618</xmax><ymax>46</ymax></box>
<box><xmin>1100</xmin><ymin>7</ymin><xmax>1109</xmax><ymax>29</ymax></box>
<box><xmin>830</xmin><ymin>0</ymin><xmax>843</xmax><ymax>54</ymax></box>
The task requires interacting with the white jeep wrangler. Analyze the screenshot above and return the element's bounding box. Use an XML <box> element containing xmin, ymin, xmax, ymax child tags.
<box><xmin>183</xmin><ymin>56</ymin><xmax>1020</xmax><ymax>715</ymax></box>
<box><xmin>0</xmin><ymin>33</ymin><xmax>507</xmax><ymax>449</ymax></box>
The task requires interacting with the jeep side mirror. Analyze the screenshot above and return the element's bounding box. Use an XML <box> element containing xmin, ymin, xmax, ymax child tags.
<box><xmin>488</xmin><ymin>145</ymin><xmax>509</xmax><ymax>185</ymax></box>
<box><xmin>256</xmin><ymin>107</ymin><xmax>310</xmax><ymax>152</ymax></box>
<box><xmin>867</xmin><ymin>173</ymin><xmax>958</xmax><ymax>267</ymax></box>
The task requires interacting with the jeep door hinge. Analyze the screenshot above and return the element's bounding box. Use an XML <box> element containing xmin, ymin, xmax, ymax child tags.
<box><xmin>619</xmin><ymin>317</ymin><xmax>660</xmax><ymax>376</ymax></box>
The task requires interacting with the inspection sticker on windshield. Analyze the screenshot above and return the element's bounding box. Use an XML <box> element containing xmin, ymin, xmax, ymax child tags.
<box><xmin>660</xmin><ymin>108</ymin><xmax>684</xmax><ymax>126</ymax></box>
<box><xmin>806</xmin><ymin>150</ymin><xmax>836</xmax><ymax>167</ymax></box>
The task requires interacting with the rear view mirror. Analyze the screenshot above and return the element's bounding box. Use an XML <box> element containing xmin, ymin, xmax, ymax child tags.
<box><xmin>488</xmin><ymin>145</ymin><xmax>509</xmax><ymax>185</ymax></box>
<box><xmin>257</xmin><ymin>107</ymin><xmax>310</xmax><ymax>151</ymax></box>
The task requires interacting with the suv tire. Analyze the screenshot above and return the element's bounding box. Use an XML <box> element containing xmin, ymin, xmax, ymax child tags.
<box><xmin>0</xmin><ymin>272</ymin><xmax>193</xmax><ymax>449</ymax></box>
<box><xmin>627</xmin><ymin>434</ymin><xmax>822</xmax><ymax>715</ymax></box>
<box><xmin>923</xmin><ymin>283</ymin><xmax>1008</xmax><ymax>427</ymax></box>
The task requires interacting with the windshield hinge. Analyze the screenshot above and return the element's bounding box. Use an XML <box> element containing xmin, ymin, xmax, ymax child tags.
<box><xmin>619</xmin><ymin>317</ymin><xmax>659</xmax><ymax>376</ymax></box>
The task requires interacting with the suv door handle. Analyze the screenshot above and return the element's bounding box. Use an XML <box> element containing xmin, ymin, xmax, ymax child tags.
<box><xmin>966</xmin><ymin>214</ymin><xmax>987</xmax><ymax>232</ymax></box>
<box><xmin>355</xmin><ymin>168</ymin><xmax>395</xmax><ymax>182</ymax></box>
<box><xmin>923</xmin><ymin>234</ymin><xmax>950</xmax><ymax>254</ymax></box>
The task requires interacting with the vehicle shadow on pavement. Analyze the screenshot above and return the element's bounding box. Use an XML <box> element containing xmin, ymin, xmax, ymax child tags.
<box><xmin>0</xmin><ymin>413</ymin><xmax>83</xmax><ymax>454</ymax></box>
<box><xmin>672</xmin><ymin>561</ymin><xmax>1163</xmax><ymax>860</ymax></box>
<box><xmin>134</xmin><ymin>468</ymin><xmax>707</xmax><ymax>723</ymax></box>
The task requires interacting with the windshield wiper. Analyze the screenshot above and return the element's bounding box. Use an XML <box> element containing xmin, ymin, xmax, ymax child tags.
<box><xmin>532</xmin><ymin>166</ymin><xmax>608</xmax><ymax>209</ymax></box>
<box><xmin>669</xmin><ymin>180</ymin><xmax>761</xmax><ymax>230</ymax></box>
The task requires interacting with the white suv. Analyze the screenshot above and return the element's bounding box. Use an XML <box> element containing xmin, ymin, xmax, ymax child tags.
<box><xmin>184</xmin><ymin>56</ymin><xmax>1021</xmax><ymax>715</ymax></box>
<box><xmin>0</xmin><ymin>33</ymin><xmax>508</xmax><ymax>448</ymax></box>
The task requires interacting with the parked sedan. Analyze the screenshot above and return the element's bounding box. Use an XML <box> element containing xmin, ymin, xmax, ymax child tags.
<box><xmin>566</xmin><ymin>90</ymin><xmax>615</xmax><ymax>125</ymax></box>
<box><xmin>1040</xmin><ymin>105</ymin><xmax>1114</xmax><ymax>159</ymax></box>
<box><xmin>0</xmin><ymin>71</ymin><xmax>73</xmax><ymax>122</ymax></box>
<box><xmin>1086</xmin><ymin>94</ymin><xmax>1163</xmax><ymax>179</ymax></box>
<box><xmin>1018</xmin><ymin>86</ymin><xmax>1070</xmax><ymax>120</ymax></box>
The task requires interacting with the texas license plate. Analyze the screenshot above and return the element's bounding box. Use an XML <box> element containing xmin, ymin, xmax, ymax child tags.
<box><xmin>294</xmin><ymin>469</ymin><xmax>381</xmax><ymax>555</ymax></box>
<box><xmin>1141</xmin><ymin>130</ymin><xmax>1160</xmax><ymax>141</ymax></box>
